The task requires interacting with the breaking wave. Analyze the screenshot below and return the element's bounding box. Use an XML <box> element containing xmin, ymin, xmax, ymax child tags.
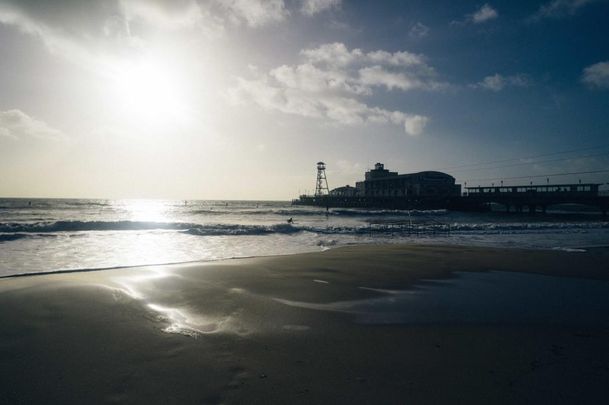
<box><xmin>0</xmin><ymin>219</ymin><xmax>608</xmax><ymax>241</ymax></box>
<box><xmin>188</xmin><ymin>207</ymin><xmax>450</xmax><ymax>217</ymax></box>
<box><xmin>0</xmin><ymin>233</ymin><xmax>29</xmax><ymax>242</ymax></box>
<box><xmin>183</xmin><ymin>223</ymin><xmax>303</xmax><ymax>236</ymax></box>
<box><xmin>0</xmin><ymin>220</ymin><xmax>191</xmax><ymax>233</ymax></box>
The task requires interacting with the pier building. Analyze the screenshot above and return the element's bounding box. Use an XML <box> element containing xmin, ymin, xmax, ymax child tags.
<box><xmin>295</xmin><ymin>162</ymin><xmax>460</xmax><ymax>209</ymax></box>
<box><xmin>354</xmin><ymin>163</ymin><xmax>460</xmax><ymax>199</ymax></box>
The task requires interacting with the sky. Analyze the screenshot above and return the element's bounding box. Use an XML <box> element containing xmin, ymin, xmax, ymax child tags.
<box><xmin>0</xmin><ymin>0</ymin><xmax>608</xmax><ymax>199</ymax></box>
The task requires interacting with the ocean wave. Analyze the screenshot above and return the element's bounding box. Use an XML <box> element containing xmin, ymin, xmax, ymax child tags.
<box><xmin>0</xmin><ymin>233</ymin><xmax>29</xmax><ymax>242</ymax></box>
<box><xmin>0</xmin><ymin>220</ymin><xmax>309</xmax><ymax>236</ymax></box>
<box><xmin>446</xmin><ymin>222</ymin><xmax>609</xmax><ymax>232</ymax></box>
<box><xmin>189</xmin><ymin>208</ymin><xmax>332</xmax><ymax>216</ymax></box>
<box><xmin>0</xmin><ymin>199</ymin><xmax>115</xmax><ymax>210</ymax></box>
<box><xmin>331</xmin><ymin>208</ymin><xmax>448</xmax><ymax>217</ymax></box>
<box><xmin>183</xmin><ymin>221</ymin><xmax>609</xmax><ymax>236</ymax></box>
<box><xmin>187</xmin><ymin>207</ymin><xmax>449</xmax><ymax>217</ymax></box>
<box><xmin>0</xmin><ymin>220</ymin><xmax>193</xmax><ymax>233</ymax></box>
<box><xmin>0</xmin><ymin>233</ymin><xmax>59</xmax><ymax>242</ymax></box>
<box><xmin>183</xmin><ymin>223</ymin><xmax>303</xmax><ymax>236</ymax></box>
<box><xmin>0</xmin><ymin>219</ymin><xmax>607</xmax><ymax>239</ymax></box>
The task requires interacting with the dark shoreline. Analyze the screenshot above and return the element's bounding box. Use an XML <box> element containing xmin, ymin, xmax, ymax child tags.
<box><xmin>2</xmin><ymin>242</ymin><xmax>609</xmax><ymax>281</ymax></box>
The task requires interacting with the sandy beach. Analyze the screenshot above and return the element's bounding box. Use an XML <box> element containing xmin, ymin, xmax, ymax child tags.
<box><xmin>1</xmin><ymin>244</ymin><xmax>609</xmax><ymax>404</ymax></box>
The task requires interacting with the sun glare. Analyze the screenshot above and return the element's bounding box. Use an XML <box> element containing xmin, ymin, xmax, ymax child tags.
<box><xmin>110</xmin><ymin>57</ymin><xmax>191</xmax><ymax>127</ymax></box>
<box><xmin>123</xmin><ymin>199</ymin><xmax>169</xmax><ymax>222</ymax></box>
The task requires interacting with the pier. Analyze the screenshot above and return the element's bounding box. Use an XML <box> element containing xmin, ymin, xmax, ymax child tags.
<box><xmin>460</xmin><ymin>183</ymin><xmax>609</xmax><ymax>215</ymax></box>
<box><xmin>294</xmin><ymin>162</ymin><xmax>609</xmax><ymax>215</ymax></box>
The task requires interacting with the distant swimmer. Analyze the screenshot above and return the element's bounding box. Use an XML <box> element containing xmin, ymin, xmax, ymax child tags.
<box><xmin>287</xmin><ymin>217</ymin><xmax>294</xmax><ymax>224</ymax></box>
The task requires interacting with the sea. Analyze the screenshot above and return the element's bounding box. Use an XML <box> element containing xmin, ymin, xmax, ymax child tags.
<box><xmin>1</xmin><ymin>198</ymin><xmax>608</xmax><ymax>277</ymax></box>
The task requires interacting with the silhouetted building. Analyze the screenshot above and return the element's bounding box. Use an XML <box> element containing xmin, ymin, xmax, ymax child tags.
<box><xmin>365</xmin><ymin>163</ymin><xmax>398</xmax><ymax>180</ymax></box>
<box><xmin>355</xmin><ymin>163</ymin><xmax>460</xmax><ymax>199</ymax></box>
<box><xmin>330</xmin><ymin>185</ymin><xmax>358</xmax><ymax>197</ymax></box>
<box><xmin>297</xmin><ymin>162</ymin><xmax>460</xmax><ymax>209</ymax></box>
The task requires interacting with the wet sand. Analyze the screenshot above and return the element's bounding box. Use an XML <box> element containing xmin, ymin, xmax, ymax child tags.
<box><xmin>1</xmin><ymin>244</ymin><xmax>609</xmax><ymax>404</ymax></box>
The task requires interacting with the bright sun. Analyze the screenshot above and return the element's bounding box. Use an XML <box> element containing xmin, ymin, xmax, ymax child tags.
<box><xmin>109</xmin><ymin>57</ymin><xmax>191</xmax><ymax>127</ymax></box>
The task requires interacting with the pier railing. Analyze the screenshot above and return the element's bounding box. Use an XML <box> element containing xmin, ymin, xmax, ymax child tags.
<box><xmin>462</xmin><ymin>183</ymin><xmax>608</xmax><ymax>214</ymax></box>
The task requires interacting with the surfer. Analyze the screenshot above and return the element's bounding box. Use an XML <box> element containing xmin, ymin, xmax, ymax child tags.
<box><xmin>287</xmin><ymin>217</ymin><xmax>294</xmax><ymax>224</ymax></box>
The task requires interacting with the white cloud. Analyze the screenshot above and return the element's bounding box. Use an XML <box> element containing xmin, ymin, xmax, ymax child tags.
<box><xmin>359</xmin><ymin>66</ymin><xmax>426</xmax><ymax>91</ymax></box>
<box><xmin>453</xmin><ymin>3</ymin><xmax>498</xmax><ymax>25</ymax></box>
<box><xmin>222</xmin><ymin>0</ymin><xmax>288</xmax><ymax>27</ymax></box>
<box><xmin>367</xmin><ymin>50</ymin><xmax>426</xmax><ymax>67</ymax></box>
<box><xmin>530</xmin><ymin>0</ymin><xmax>597</xmax><ymax>20</ymax></box>
<box><xmin>471</xmin><ymin>4</ymin><xmax>498</xmax><ymax>23</ymax></box>
<box><xmin>301</xmin><ymin>0</ymin><xmax>341</xmax><ymax>16</ymax></box>
<box><xmin>229</xmin><ymin>42</ymin><xmax>438</xmax><ymax>135</ymax></box>
<box><xmin>270</xmin><ymin>63</ymin><xmax>370</xmax><ymax>95</ymax></box>
<box><xmin>473</xmin><ymin>73</ymin><xmax>530</xmax><ymax>91</ymax></box>
<box><xmin>409</xmin><ymin>22</ymin><xmax>430</xmax><ymax>39</ymax></box>
<box><xmin>301</xmin><ymin>42</ymin><xmax>426</xmax><ymax>68</ymax></box>
<box><xmin>403</xmin><ymin>115</ymin><xmax>429</xmax><ymax>136</ymax></box>
<box><xmin>581</xmin><ymin>61</ymin><xmax>609</xmax><ymax>89</ymax></box>
<box><xmin>300</xmin><ymin>42</ymin><xmax>363</xmax><ymax>66</ymax></box>
<box><xmin>0</xmin><ymin>109</ymin><xmax>66</xmax><ymax>141</ymax></box>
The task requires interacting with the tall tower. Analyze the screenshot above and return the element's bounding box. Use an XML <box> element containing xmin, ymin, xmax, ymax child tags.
<box><xmin>315</xmin><ymin>162</ymin><xmax>330</xmax><ymax>196</ymax></box>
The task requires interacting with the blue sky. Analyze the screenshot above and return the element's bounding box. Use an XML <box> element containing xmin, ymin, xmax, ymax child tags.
<box><xmin>0</xmin><ymin>0</ymin><xmax>608</xmax><ymax>198</ymax></box>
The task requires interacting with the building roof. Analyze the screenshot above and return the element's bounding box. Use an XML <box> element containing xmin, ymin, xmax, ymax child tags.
<box><xmin>363</xmin><ymin>170</ymin><xmax>455</xmax><ymax>182</ymax></box>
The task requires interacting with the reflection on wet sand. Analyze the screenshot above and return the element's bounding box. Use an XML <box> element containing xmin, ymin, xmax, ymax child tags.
<box><xmin>110</xmin><ymin>268</ymin><xmax>221</xmax><ymax>337</ymax></box>
<box><xmin>275</xmin><ymin>271</ymin><xmax>609</xmax><ymax>326</ymax></box>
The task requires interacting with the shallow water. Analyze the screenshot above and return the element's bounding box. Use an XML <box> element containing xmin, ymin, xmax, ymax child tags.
<box><xmin>278</xmin><ymin>271</ymin><xmax>609</xmax><ymax>326</ymax></box>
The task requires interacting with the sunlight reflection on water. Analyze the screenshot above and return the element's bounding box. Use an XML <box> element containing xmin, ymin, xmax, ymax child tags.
<box><xmin>110</xmin><ymin>267</ymin><xmax>232</xmax><ymax>337</ymax></box>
